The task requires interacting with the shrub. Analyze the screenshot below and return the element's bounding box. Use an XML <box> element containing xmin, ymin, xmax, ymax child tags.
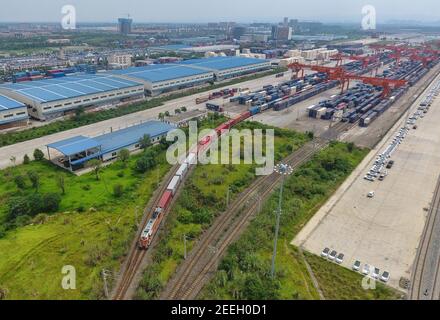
<box><xmin>27</xmin><ymin>171</ymin><xmax>40</xmax><ymax>191</ymax></box>
<box><xmin>23</xmin><ymin>154</ymin><xmax>30</xmax><ymax>164</ymax></box>
<box><xmin>42</xmin><ymin>193</ymin><xmax>61</xmax><ymax>212</ymax></box>
<box><xmin>135</xmin><ymin>150</ymin><xmax>157</xmax><ymax>173</ymax></box>
<box><xmin>33</xmin><ymin>148</ymin><xmax>45</xmax><ymax>161</ymax></box>
<box><xmin>113</xmin><ymin>184</ymin><xmax>124</xmax><ymax>198</ymax></box>
<box><xmin>14</xmin><ymin>175</ymin><xmax>26</xmax><ymax>189</ymax></box>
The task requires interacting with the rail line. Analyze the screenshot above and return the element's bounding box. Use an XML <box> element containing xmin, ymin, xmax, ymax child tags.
<box><xmin>112</xmin><ymin>164</ymin><xmax>180</xmax><ymax>300</ymax></box>
<box><xmin>409</xmin><ymin>174</ymin><xmax>440</xmax><ymax>300</ymax></box>
<box><xmin>160</xmin><ymin>133</ymin><xmax>342</xmax><ymax>299</ymax></box>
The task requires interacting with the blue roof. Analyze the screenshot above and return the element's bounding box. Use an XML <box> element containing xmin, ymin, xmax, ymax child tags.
<box><xmin>0</xmin><ymin>94</ymin><xmax>25</xmax><ymax>110</ymax></box>
<box><xmin>178</xmin><ymin>56</ymin><xmax>269</xmax><ymax>71</ymax></box>
<box><xmin>110</xmin><ymin>63</ymin><xmax>212</xmax><ymax>83</ymax></box>
<box><xmin>0</xmin><ymin>74</ymin><xmax>143</xmax><ymax>104</ymax></box>
<box><xmin>46</xmin><ymin>121</ymin><xmax>175</xmax><ymax>161</ymax></box>
<box><xmin>47</xmin><ymin>135</ymin><xmax>101</xmax><ymax>156</ymax></box>
<box><xmin>95</xmin><ymin>120</ymin><xmax>175</xmax><ymax>154</ymax></box>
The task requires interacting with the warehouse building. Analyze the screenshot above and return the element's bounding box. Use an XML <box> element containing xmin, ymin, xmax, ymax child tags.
<box><xmin>112</xmin><ymin>56</ymin><xmax>271</xmax><ymax>96</ymax></box>
<box><xmin>46</xmin><ymin>120</ymin><xmax>175</xmax><ymax>171</ymax></box>
<box><xmin>111</xmin><ymin>63</ymin><xmax>215</xmax><ymax>96</ymax></box>
<box><xmin>0</xmin><ymin>74</ymin><xmax>145</xmax><ymax>120</ymax></box>
<box><xmin>0</xmin><ymin>94</ymin><xmax>29</xmax><ymax>128</ymax></box>
<box><xmin>178</xmin><ymin>56</ymin><xmax>271</xmax><ymax>80</ymax></box>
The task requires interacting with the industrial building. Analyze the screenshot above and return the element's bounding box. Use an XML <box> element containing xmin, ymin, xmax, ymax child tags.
<box><xmin>46</xmin><ymin>120</ymin><xmax>175</xmax><ymax>171</ymax></box>
<box><xmin>110</xmin><ymin>63</ymin><xmax>214</xmax><ymax>96</ymax></box>
<box><xmin>163</xmin><ymin>109</ymin><xmax>208</xmax><ymax>127</ymax></box>
<box><xmin>177</xmin><ymin>56</ymin><xmax>271</xmax><ymax>80</ymax></box>
<box><xmin>0</xmin><ymin>74</ymin><xmax>145</xmax><ymax>120</ymax></box>
<box><xmin>111</xmin><ymin>56</ymin><xmax>271</xmax><ymax>95</ymax></box>
<box><xmin>0</xmin><ymin>94</ymin><xmax>28</xmax><ymax>128</ymax></box>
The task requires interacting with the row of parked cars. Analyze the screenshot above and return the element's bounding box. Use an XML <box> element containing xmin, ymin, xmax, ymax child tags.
<box><xmin>321</xmin><ymin>247</ymin><xmax>344</xmax><ymax>264</ymax></box>
<box><xmin>352</xmin><ymin>260</ymin><xmax>390</xmax><ymax>283</ymax></box>
<box><xmin>321</xmin><ymin>247</ymin><xmax>390</xmax><ymax>282</ymax></box>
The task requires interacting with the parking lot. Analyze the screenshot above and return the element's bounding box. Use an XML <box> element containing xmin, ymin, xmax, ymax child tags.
<box><xmin>293</xmin><ymin>73</ymin><xmax>440</xmax><ymax>290</ymax></box>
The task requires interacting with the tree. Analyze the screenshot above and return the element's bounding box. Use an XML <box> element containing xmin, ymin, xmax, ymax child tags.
<box><xmin>42</xmin><ymin>193</ymin><xmax>61</xmax><ymax>212</ymax></box>
<box><xmin>57</xmin><ymin>175</ymin><xmax>66</xmax><ymax>195</ymax></box>
<box><xmin>347</xmin><ymin>142</ymin><xmax>355</xmax><ymax>153</ymax></box>
<box><xmin>164</xmin><ymin>111</ymin><xmax>170</xmax><ymax>117</ymax></box>
<box><xmin>88</xmin><ymin>159</ymin><xmax>102</xmax><ymax>181</ymax></box>
<box><xmin>180</xmin><ymin>106</ymin><xmax>187</xmax><ymax>112</ymax></box>
<box><xmin>174</xmin><ymin>108</ymin><xmax>181</xmax><ymax>114</ymax></box>
<box><xmin>27</xmin><ymin>171</ymin><xmax>40</xmax><ymax>191</ymax></box>
<box><xmin>139</xmin><ymin>134</ymin><xmax>152</xmax><ymax>150</ymax></box>
<box><xmin>33</xmin><ymin>148</ymin><xmax>45</xmax><ymax>161</ymax></box>
<box><xmin>118</xmin><ymin>148</ymin><xmax>130</xmax><ymax>167</ymax></box>
<box><xmin>158</xmin><ymin>112</ymin><xmax>165</xmax><ymax>121</ymax></box>
<box><xmin>23</xmin><ymin>154</ymin><xmax>30</xmax><ymax>165</ymax></box>
<box><xmin>10</xmin><ymin>156</ymin><xmax>16</xmax><ymax>167</ymax></box>
<box><xmin>135</xmin><ymin>150</ymin><xmax>157</xmax><ymax>173</ymax></box>
<box><xmin>113</xmin><ymin>184</ymin><xmax>124</xmax><ymax>198</ymax></box>
<box><xmin>14</xmin><ymin>175</ymin><xmax>26</xmax><ymax>189</ymax></box>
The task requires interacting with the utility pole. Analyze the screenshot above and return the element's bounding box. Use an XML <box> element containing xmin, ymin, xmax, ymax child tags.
<box><xmin>101</xmin><ymin>270</ymin><xmax>109</xmax><ymax>299</ymax></box>
<box><xmin>271</xmin><ymin>164</ymin><xmax>293</xmax><ymax>279</ymax></box>
<box><xmin>183</xmin><ymin>234</ymin><xmax>187</xmax><ymax>260</ymax></box>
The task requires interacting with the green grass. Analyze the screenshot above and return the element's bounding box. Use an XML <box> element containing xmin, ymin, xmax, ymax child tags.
<box><xmin>0</xmin><ymin>145</ymin><xmax>172</xmax><ymax>299</ymax></box>
<box><xmin>135</xmin><ymin>122</ymin><xmax>309</xmax><ymax>299</ymax></box>
<box><xmin>0</xmin><ymin>67</ymin><xmax>286</xmax><ymax>148</ymax></box>
<box><xmin>199</xmin><ymin>141</ymin><xmax>400</xmax><ymax>300</ymax></box>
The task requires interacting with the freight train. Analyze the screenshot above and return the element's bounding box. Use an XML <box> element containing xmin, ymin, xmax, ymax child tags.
<box><xmin>138</xmin><ymin>111</ymin><xmax>253</xmax><ymax>249</ymax></box>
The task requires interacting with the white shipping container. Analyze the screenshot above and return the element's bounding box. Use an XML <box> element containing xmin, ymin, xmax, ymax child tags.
<box><xmin>185</xmin><ymin>152</ymin><xmax>197</xmax><ymax>165</ymax></box>
<box><xmin>167</xmin><ymin>175</ymin><xmax>181</xmax><ymax>195</ymax></box>
<box><xmin>176</xmin><ymin>163</ymin><xmax>188</xmax><ymax>177</ymax></box>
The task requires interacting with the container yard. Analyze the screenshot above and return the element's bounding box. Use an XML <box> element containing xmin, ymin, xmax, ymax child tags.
<box><xmin>294</xmin><ymin>70</ymin><xmax>440</xmax><ymax>290</ymax></box>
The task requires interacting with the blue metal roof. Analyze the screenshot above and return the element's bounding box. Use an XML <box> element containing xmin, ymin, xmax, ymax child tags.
<box><xmin>46</xmin><ymin>121</ymin><xmax>175</xmax><ymax>163</ymax></box>
<box><xmin>47</xmin><ymin>135</ymin><xmax>101</xmax><ymax>156</ymax></box>
<box><xmin>0</xmin><ymin>94</ymin><xmax>25</xmax><ymax>110</ymax></box>
<box><xmin>0</xmin><ymin>74</ymin><xmax>143</xmax><ymax>104</ymax></box>
<box><xmin>178</xmin><ymin>56</ymin><xmax>269</xmax><ymax>71</ymax></box>
<box><xmin>110</xmin><ymin>63</ymin><xmax>213</xmax><ymax>83</ymax></box>
<box><xmin>95</xmin><ymin>120</ymin><xmax>175</xmax><ymax>154</ymax></box>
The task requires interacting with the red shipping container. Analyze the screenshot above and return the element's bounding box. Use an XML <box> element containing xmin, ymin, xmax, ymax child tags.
<box><xmin>159</xmin><ymin>190</ymin><xmax>173</xmax><ymax>209</ymax></box>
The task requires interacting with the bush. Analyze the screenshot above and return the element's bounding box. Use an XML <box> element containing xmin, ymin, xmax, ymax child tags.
<box><xmin>113</xmin><ymin>184</ymin><xmax>124</xmax><ymax>198</ymax></box>
<box><xmin>27</xmin><ymin>171</ymin><xmax>40</xmax><ymax>191</ymax></box>
<box><xmin>42</xmin><ymin>193</ymin><xmax>61</xmax><ymax>212</ymax></box>
<box><xmin>14</xmin><ymin>175</ymin><xmax>26</xmax><ymax>189</ymax></box>
<box><xmin>135</xmin><ymin>150</ymin><xmax>157</xmax><ymax>173</ymax></box>
<box><xmin>6</xmin><ymin>192</ymin><xmax>61</xmax><ymax>221</ymax></box>
<box><xmin>33</xmin><ymin>148</ymin><xmax>45</xmax><ymax>161</ymax></box>
<box><xmin>23</xmin><ymin>154</ymin><xmax>30</xmax><ymax>164</ymax></box>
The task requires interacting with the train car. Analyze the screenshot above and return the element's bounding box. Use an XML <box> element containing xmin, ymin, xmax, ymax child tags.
<box><xmin>139</xmin><ymin>190</ymin><xmax>173</xmax><ymax>249</ymax></box>
<box><xmin>176</xmin><ymin>163</ymin><xmax>188</xmax><ymax>177</ymax></box>
<box><xmin>249</xmin><ymin>106</ymin><xmax>261</xmax><ymax>116</ymax></box>
<box><xmin>167</xmin><ymin>175</ymin><xmax>181</xmax><ymax>195</ymax></box>
<box><xmin>185</xmin><ymin>152</ymin><xmax>197</xmax><ymax>165</ymax></box>
<box><xmin>215</xmin><ymin>123</ymin><xmax>230</xmax><ymax>136</ymax></box>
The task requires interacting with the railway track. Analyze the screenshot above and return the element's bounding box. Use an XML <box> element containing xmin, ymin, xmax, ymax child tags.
<box><xmin>409</xmin><ymin>175</ymin><xmax>440</xmax><ymax>300</ymax></box>
<box><xmin>112</xmin><ymin>164</ymin><xmax>180</xmax><ymax>300</ymax></box>
<box><xmin>160</xmin><ymin>131</ymin><xmax>346</xmax><ymax>299</ymax></box>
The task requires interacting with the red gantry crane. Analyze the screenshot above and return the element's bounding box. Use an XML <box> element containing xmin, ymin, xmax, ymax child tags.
<box><xmin>287</xmin><ymin>62</ymin><xmax>407</xmax><ymax>97</ymax></box>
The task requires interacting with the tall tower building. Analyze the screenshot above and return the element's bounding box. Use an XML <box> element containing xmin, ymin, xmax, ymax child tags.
<box><xmin>118</xmin><ymin>18</ymin><xmax>133</xmax><ymax>35</ymax></box>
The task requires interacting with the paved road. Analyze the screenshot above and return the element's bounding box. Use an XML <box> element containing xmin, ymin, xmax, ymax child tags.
<box><xmin>410</xmin><ymin>175</ymin><xmax>440</xmax><ymax>300</ymax></box>
<box><xmin>0</xmin><ymin>71</ymin><xmax>298</xmax><ymax>169</ymax></box>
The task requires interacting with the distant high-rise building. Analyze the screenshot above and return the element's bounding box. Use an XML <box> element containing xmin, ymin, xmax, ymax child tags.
<box><xmin>283</xmin><ymin>17</ymin><xmax>289</xmax><ymax>27</ymax></box>
<box><xmin>118</xmin><ymin>18</ymin><xmax>133</xmax><ymax>35</ymax></box>
<box><xmin>232</xmin><ymin>26</ymin><xmax>247</xmax><ymax>39</ymax></box>
<box><xmin>271</xmin><ymin>25</ymin><xmax>292</xmax><ymax>41</ymax></box>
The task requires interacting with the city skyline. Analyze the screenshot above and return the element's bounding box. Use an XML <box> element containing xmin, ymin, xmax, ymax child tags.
<box><xmin>0</xmin><ymin>0</ymin><xmax>439</xmax><ymax>24</ymax></box>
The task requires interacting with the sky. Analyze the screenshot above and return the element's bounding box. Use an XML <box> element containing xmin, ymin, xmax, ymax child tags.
<box><xmin>0</xmin><ymin>0</ymin><xmax>439</xmax><ymax>24</ymax></box>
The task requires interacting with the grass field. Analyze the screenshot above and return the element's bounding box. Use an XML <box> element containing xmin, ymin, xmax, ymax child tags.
<box><xmin>135</xmin><ymin>122</ymin><xmax>310</xmax><ymax>299</ymax></box>
<box><xmin>0</xmin><ymin>144</ymin><xmax>172</xmax><ymax>299</ymax></box>
<box><xmin>200</xmin><ymin>142</ymin><xmax>402</xmax><ymax>300</ymax></box>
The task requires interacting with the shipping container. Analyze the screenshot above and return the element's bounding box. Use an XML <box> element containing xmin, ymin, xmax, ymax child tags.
<box><xmin>159</xmin><ymin>190</ymin><xmax>173</xmax><ymax>209</ymax></box>
<box><xmin>167</xmin><ymin>175</ymin><xmax>181</xmax><ymax>195</ymax></box>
